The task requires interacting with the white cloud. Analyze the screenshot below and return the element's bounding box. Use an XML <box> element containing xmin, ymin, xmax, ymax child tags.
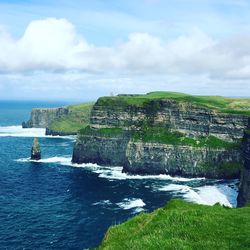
<box><xmin>1</xmin><ymin>17</ymin><xmax>250</xmax><ymax>85</ymax></box>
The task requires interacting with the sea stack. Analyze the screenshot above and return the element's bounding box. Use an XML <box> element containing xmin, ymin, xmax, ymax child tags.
<box><xmin>31</xmin><ymin>138</ymin><xmax>41</xmax><ymax>160</ymax></box>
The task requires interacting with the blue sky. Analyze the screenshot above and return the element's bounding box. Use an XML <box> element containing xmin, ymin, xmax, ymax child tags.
<box><xmin>0</xmin><ymin>0</ymin><xmax>250</xmax><ymax>101</ymax></box>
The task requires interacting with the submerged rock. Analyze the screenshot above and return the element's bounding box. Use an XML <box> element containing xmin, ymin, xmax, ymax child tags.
<box><xmin>31</xmin><ymin>138</ymin><xmax>41</xmax><ymax>160</ymax></box>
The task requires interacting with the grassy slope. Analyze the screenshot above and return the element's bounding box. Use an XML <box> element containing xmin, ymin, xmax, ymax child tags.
<box><xmin>48</xmin><ymin>102</ymin><xmax>94</xmax><ymax>134</ymax></box>
<box><xmin>97</xmin><ymin>199</ymin><xmax>250</xmax><ymax>250</ymax></box>
<box><xmin>133</xmin><ymin>127</ymin><xmax>240</xmax><ymax>149</ymax></box>
<box><xmin>97</xmin><ymin>92</ymin><xmax>250</xmax><ymax>115</ymax></box>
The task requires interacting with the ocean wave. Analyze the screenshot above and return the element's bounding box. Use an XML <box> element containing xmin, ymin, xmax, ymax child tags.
<box><xmin>16</xmin><ymin>156</ymin><xmax>204</xmax><ymax>182</ymax></box>
<box><xmin>16</xmin><ymin>156</ymin><xmax>100</xmax><ymax>170</ymax></box>
<box><xmin>0</xmin><ymin>125</ymin><xmax>75</xmax><ymax>139</ymax></box>
<box><xmin>15</xmin><ymin>156</ymin><xmax>238</xmax><ymax>207</ymax></box>
<box><xmin>92</xmin><ymin>200</ymin><xmax>112</xmax><ymax>206</ymax></box>
<box><xmin>0</xmin><ymin>126</ymin><xmax>46</xmax><ymax>137</ymax></box>
<box><xmin>158</xmin><ymin>183</ymin><xmax>237</xmax><ymax>207</ymax></box>
<box><xmin>93</xmin><ymin>167</ymin><xmax>204</xmax><ymax>182</ymax></box>
<box><xmin>116</xmin><ymin>198</ymin><xmax>145</xmax><ymax>212</ymax></box>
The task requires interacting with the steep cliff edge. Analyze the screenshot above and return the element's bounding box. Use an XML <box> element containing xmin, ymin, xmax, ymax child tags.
<box><xmin>72</xmin><ymin>92</ymin><xmax>250</xmax><ymax>178</ymax></box>
<box><xmin>23</xmin><ymin>102</ymin><xmax>94</xmax><ymax>135</ymax></box>
<box><xmin>237</xmin><ymin>120</ymin><xmax>250</xmax><ymax>207</ymax></box>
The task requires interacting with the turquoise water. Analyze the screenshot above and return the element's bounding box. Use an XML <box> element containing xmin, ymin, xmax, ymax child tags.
<box><xmin>0</xmin><ymin>101</ymin><xmax>238</xmax><ymax>249</ymax></box>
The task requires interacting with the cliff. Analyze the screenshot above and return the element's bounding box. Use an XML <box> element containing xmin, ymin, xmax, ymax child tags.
<box><xmin>96</xmin><ymin>199</ymin><xmax>250</xmax><ymax>249</ymax></box>
<box><xmin>72</xmin><ymin>92</ymin><xmax>250</xmax><ymax>178</ymax></box>
<box><xmin>22</xmin><ymin>107</ymin><xmax>69</xmax><ymax>128</ymax></box>
<box><xmin>237</xmin><ymin>120</ymin><xmax>250</xmax><ymax>207</ymax></box>
<box><xmin>23</xmin><ymin>102</ymin><xmax>94</xmax><ymax>135</ymax></box>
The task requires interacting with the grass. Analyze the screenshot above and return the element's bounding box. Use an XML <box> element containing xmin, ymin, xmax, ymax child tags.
<box><xmin>132</xmin><ymin>127</ymin><xmax>240</xmax><ymax>149</ymax></box>
<box><xmin>48</xmin><ymin>102</ymin><xmax>94</xmax><ymax>133</ymax></box>
<box><xmin>96</xmin><ymin>199</ymin><xmax>250</xmax><ymax>250</ymax></box>
<box><xmin>79</xmin><ymin>126</ymin><xmax>240</xmax><ymax>149</ymax></box>
<box><xmin>96</xmin><ymin>92</ymin><xmax>250</xmax><ymax>115</ymax></box>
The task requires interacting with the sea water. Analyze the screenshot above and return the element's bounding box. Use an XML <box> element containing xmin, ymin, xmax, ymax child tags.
<box><xmin>0</xmin><ymin>101</ymin><xmax>239</xmax><ymax>249</ymax></box>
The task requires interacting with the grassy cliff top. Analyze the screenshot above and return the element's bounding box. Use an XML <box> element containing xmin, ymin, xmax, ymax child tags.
<box><xmin>96</xmin><ymin>92</ymin><xmax>250</xmax><ymax>115</ymax></box>
<box><xmin>96</xmin><ymin>199</ymin><xmax>250</xmax><ymax>250</ymax></box>
<box><xmin>48</xmin><ymin>102</ymin><xmax>94</xmax><ymax>134</ymax></box>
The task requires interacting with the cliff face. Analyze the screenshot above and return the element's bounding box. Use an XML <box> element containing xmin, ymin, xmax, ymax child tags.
<box><xmin>237</xmin><ymin>121</ymin><xmax>250</xmax><ymax>207</ymax></box>
<box><xmin>124</xmin><ymin>142</ymin><xmax>241</xmax><ymax>178</ymax></box>
<box><xmin>72</xmin><ymin>131</ymin><xmax>130</xmax><ymax>166</ymax></box>
<box><xmin>23</xmin><ymin>107</ymin><xmax>69</xmax><ymax>128</ymax></box>
<box><xmin>72</xmin><ymin>93</ymin><xmax>250</xmax><ymax>178</ymax></box>
<box><xmin>91</xmin><ymin>99</ymin><xmax>248</xmax><ymax>140</ymax></box>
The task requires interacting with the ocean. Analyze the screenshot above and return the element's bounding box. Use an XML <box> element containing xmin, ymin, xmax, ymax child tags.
<box><xmin>0</xmin><ymin>101</ymin><xmax>239</xmax><ymax>249</ymax></box>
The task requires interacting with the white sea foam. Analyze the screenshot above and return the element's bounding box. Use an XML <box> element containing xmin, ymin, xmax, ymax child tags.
<box><xmin>158</xmin><ymin>183</ymin><xmax>237</xmax><ymax>207</ymax></box>
<box><xmin>0</xmin><ymin>126</ymin><xmax>46</xmax><ymax>137</ymax></box>
<box><xmin>0</xmin><ymin>125</ymin><xmax>75</xmax><ymax>139</ymax></box>
<box><xmin>92</xmin><ymin>200</ymin><xmax>112</xmax><ymax>206</ymax></box>
<box><xmin>116</xmin><ymin>198</ymin><xmax>145</xmax><ymax>211</ymax></box>
<box><xmin>16</xmin><ymin>155</ymin><xmax>203</xmax><ymax>182</ymax></box>
<box><xmin>93</xmin><ymin>167</ymin><xmax>204</xmax><ymax>182</ymax></box>
<box><xmin>15</xmin><ymin>155</ymin><xmax>238</xmax><ymax>208</ymax></box>
<box><xmin>16</xmin><ymin>156</ymin><xmax>100</xmax><ymax>169</ymax></box>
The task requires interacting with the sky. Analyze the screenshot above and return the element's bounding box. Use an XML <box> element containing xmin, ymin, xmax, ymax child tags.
<box><xmin>1</xmin><ymin>0</ymin><xmax>250</xmax><ymax>101</ymax></box>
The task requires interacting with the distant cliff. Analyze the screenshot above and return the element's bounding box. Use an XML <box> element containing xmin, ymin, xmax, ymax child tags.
<box><xmin>22</xmin><ymin>107</ymin><xmax>69</xmax><ymax>128</ymax></box>
<box><xmin>237</xmin><ymin>120</ymin><xmax>250</xmax><ymax>207</ymax></box>
<box><xmin>22</xmin><ymin>103</ymin><xmax>94</xmax><ymax>135</ymax></box>
<box><xmin>72</xmin><ymin>92</ymin><xmax>250</xmax><ymax>178</ymax></box>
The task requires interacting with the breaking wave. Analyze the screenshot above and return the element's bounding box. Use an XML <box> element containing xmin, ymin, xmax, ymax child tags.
<box><xmin>158</xmin><ymin>183</ymin><xmax>238</xmax><ymax>207</ymax></box>
<box><xmin>15</xmin><ymin>156</ymin><xmax>238</xmax><ymax>207</ymax></box>
<box><xmin>16</xmin><ymin>156</ymin><xmax>203</xmax><ymax>182</ymax></box>
<box><xmin>0</xmin><ymin>126</ymin><xmax>46</xmax><ymax>137</ymax></box>
<box><xmin>116</xmin><ymin>198</ymin><xmax>145</xmax><ymax>212</ymax></box>
<box><xmin>0</xmin><ymin>125</ymin><xmax>75</xmax><ymax>139</ymax></box>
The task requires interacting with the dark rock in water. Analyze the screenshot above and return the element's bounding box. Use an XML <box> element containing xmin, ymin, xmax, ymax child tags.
<box><xmin>31</xmin><ymin>138</ymin><xmax>41</xmax><ymax>160</ymax></box>
<box><xmin>22</xmin><ymin>121</ymin><xmax>29</xmax><ymax>128</ymax></box>
<box><xmin>237</xmin><ymin>119</ymin><xmax>250</xmax><ymax>207</ymax></box>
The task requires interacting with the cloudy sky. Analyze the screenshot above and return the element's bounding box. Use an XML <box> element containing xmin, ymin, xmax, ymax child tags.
<box><xmin>1</xmin><ymin>0</ymin><xmax>250</xmax><ymax>101</ymax></box>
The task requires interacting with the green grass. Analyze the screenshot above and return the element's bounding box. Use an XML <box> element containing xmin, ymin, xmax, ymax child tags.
<box><xmin>96</xmin><ymin>199</ymin><xmax>250</xmax><ymax>250</ymax></box>
<box><xmin>133</xmin><ymin>127</ymin><xmax>240</xmax><ymax>149</ymax></box>
<box><xmin>48</xmin><ymin>102</ymin><xmax>94</xmax><ymax>134</ymax></box>
<box><xmin>79</xmin><ymin>126</ymin><xmax>124</xmax><ymax>137</ymax></box>
<box><xmin>96</xmin><ymin>92</ymin><xmax>250</xmax><ymax>115</ymax></box>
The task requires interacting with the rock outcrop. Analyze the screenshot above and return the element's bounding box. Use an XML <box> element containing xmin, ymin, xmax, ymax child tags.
<box><xmin>31</xmin><ymin>138</ymin><xmax>41</xmax><ymax>160</ymax></box>
<box><xmin>72</xmin><ymin>93</ymin><xmax>250</xmax><ymax>178</ymax></box>
<box><xmin>237</xmin><ymin>120</ymin><xmax>250</xmax><ymax>207</ymax></box>
<box><xmin>22</xmin><ymin>107</ymin><xmax>69</xmax><ymax>128</ymax></box>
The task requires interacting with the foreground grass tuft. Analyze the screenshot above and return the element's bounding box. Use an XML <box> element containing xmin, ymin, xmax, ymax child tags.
<box><xmin>96</xmin><ymin>199</ymin><xmax>250</xmax><ymax>250</ymax></box>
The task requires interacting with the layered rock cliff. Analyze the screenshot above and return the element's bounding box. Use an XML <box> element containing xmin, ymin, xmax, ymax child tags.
<box><xmin>72</xmin><ymin>92</ymin><xmax>250</xmax><ymax>178</ymax></box>
<box><xmin>237</xmin><ymin>120</ymin><xmax>250</xmax><ymax>206</ymax></box>
<box><xmin>22</xmin><ymin>107</ymin><xmax>69</xmax><ymax>128</ymax></box>
<box><xmin>22</xmin><ymin>102</ymin><xmax>94</xmax><ymax>135</ymax></box>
